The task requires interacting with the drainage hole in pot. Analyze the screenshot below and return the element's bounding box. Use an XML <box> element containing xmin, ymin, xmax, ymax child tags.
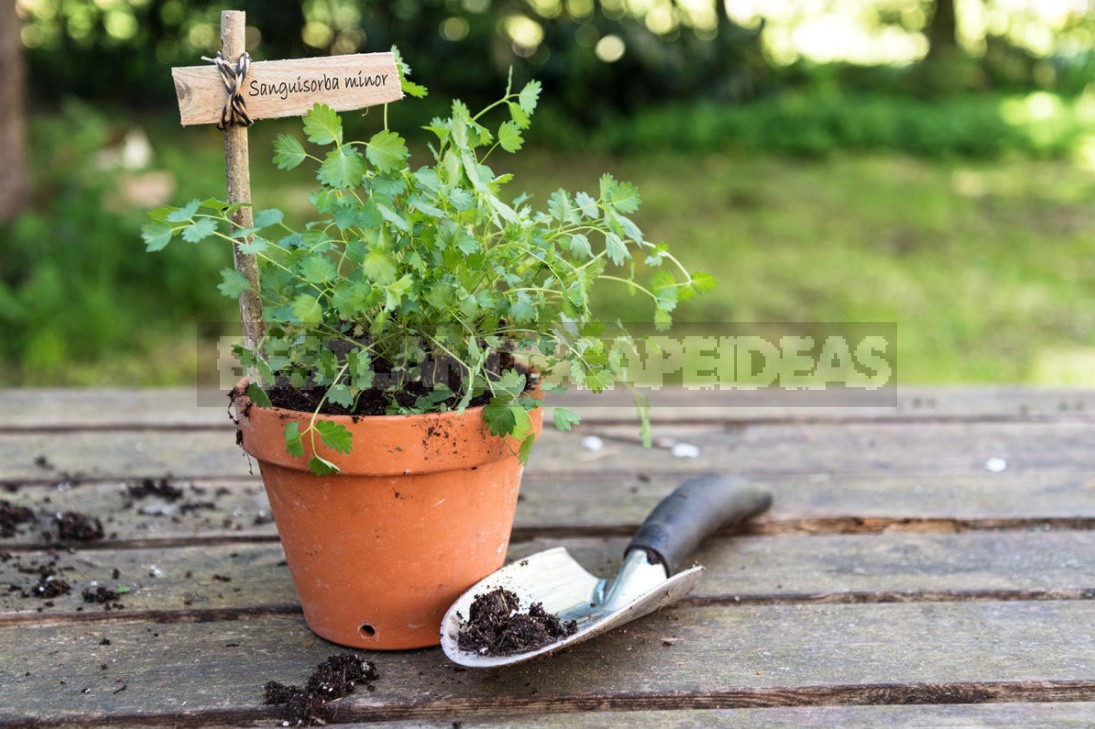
<box><xmin>360</xmin><ymin>623</ymin><xmax>376</xmax><ymax>637</ymax></box>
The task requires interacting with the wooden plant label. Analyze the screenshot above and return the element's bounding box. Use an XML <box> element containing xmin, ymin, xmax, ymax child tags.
<box><xmin>172</xmin><ymin>52</ymin><xmax>403</xmax><ymax>126</ymax></box>
<box><xmin>170</xmin><ymin>10</ymin><xmax>406</xmax><ymax>353</ymax></box>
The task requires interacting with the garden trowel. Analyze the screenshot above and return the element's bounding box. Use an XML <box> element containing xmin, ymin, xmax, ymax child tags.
<box><xmin>440</xmin><ymin>474</ymin><xmax>772</xmax><ymax>668</ymax></box>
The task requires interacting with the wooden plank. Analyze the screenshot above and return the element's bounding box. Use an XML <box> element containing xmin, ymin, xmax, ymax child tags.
<box><xmin>171</xmin><ymin>52</ymin><xmax>401</xmax><ymax>126</ymax></box>
<box><xmin>2</xmin><ymin>602</ymin><xmax>1095</xmax><ymax>724</ymax></box>
<box><xmin>1</xmin><ymin>420</ymin><xmax>1092</xmax><ymax>482</ymax></box>
<box><xmin>3</xmin><ymin>387</ymin><xmax>1093</xmax><ymax>431</ymax></box>
<box><xmin>4</xmin><ymin>467</ymin><xmax>1095</xmax><ymax>550</ymax></box>
<box><xmin>5</xmin><ymin>531</ymin><xmax>1095</xmax><ymax>622</ymax></box>
<box><xmin>346</xmin><ymin>703</ymin><xmax>1095</xmax><ymax>728</ymax></box>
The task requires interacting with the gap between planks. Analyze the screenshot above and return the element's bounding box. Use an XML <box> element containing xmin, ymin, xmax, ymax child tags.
<box><xmin>7</xmin><ymin>681</ymin><xmax>1095</xmax><ymax>728</ymax></box>
<box><xmin>5</xmin><ymin>516</ymin><xmax>1095</xmax><ymax>554</ymax></box>
<box><xmin>4</xmin><ymin>588</ymin><xmax>1095</xmax><ymax>630</ymax></box>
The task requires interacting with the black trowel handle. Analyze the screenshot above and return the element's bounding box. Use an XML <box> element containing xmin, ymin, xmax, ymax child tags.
<box><xmin>627</xmin><ymin>475</ymin><xmax>771</xmax><ymax>574</ymax></box>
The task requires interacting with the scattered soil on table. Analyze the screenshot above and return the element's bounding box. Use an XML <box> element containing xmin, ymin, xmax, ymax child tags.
<box><xmin>125</xmin><ymin>478</ymin><xmax>184</xmax><ymax>502</ymax></box>
<box><xmin>263</xmin><ymin>653</ymin><xmax>378</xmax><ymax>726</ymax></box>
<box><xmin>28</xmin><ymin>572</ymin><xmax>71</xmax><ymax>599</ymax></box>
<box><xmin>55</xmin><ymin>511</ymin><xmax>104</xmax><ymax>541</ymax></box>
<box><xmin>82</xmin><ymin>585</ymin><xmax>124</xmax><ymax>609</ymax></box>
<box><xmin>0</xmin><ymin>500</ymin><xmax>34</xmax><ymax>538</ymax></box>
<box><xmin>456</xmin><ymin>587</ymin><xmax>578</xmax><ymax>656</ymax></box>
<box><xmin>14</xmin><ymin>558</ymin><xmax>72</xmax><ymax>599</ymax></box>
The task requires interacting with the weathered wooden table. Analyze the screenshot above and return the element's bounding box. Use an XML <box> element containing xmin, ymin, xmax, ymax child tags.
<box><xmin>2</xmin><ymin>387</ymin><xmax>1095</xmax><ymax>727</ymax></box>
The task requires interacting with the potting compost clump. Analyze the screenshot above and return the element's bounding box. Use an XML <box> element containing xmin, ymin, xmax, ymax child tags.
<box><xmin>263</xmin><ymin>653</ymin><xmax>378</xmax><ymax>726</ymax></box>
<box><xmin>457</xmin><ymin>587</ymin><xmax>578</xmax><ymax>656</ymax></box>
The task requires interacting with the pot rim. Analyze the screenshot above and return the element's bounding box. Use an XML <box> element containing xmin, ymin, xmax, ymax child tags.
<box><xmin>232</xmin><ymin>376</ymin><xmax>543</xmax><ymax>476</ymax></box>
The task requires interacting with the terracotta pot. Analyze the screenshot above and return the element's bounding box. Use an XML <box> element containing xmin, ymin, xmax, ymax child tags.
<box><xmin>234</xmin><ymin>381</ymin><xmax>542</xmax><ymax>650</ymax></box>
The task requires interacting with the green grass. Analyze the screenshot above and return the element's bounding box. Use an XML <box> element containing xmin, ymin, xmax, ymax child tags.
<box><xmin>541</xmin><ymin>152</ymin><xmax>1095</xmax><ymax>384</ymax></box>
<box><xmin>10</xmin><ymin>108</ymin><xmax>1095</xmax><ymax>385</ymax></box>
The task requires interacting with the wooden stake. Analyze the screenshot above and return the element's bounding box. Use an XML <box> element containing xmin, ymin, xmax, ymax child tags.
<box><xmin>219</xmin><ymin>10</ymin><xmax>264</xmax><ymax>353</ymax></box>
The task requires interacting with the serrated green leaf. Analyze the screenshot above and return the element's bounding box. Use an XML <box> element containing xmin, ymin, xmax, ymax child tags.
<box><xmin>235</xmin><ymin>236</ymin><xmax>269</xmax><ymax>255</ymax></box>
<box><xmin>383</xmin><ymin>274</ymin><xmax>413</xmax><ymax>311</ymax></box>
<box><xmin>307</xmin><ymin>455</ymin><xmax>341</xmax><ymax>476</ymax></box>
<box><xmin>653</xmin><ymin>280</ymin><xmax>678</xmax><ymax>312</ymax></box>
<box><xmin>599</xmin><ymin>173</ymin><xmax>617</xmax><ymax>200</ymax></box>
<box><xmin>568</xmin><ymin>233</ymin><xmax>592</xmax><ymax>260</ymax></box>
<box><xmin>508</xmin><ymin>101</ymin><xmax>530</xmax><ymax>129</ymax></box>
<box><xmin>454</xmin><ymin>227</ymin><xmax>479</xmax><ymax>254</ymax></box>
<box><xmin>650</xmin><ymin>269</ymin><xmax>676</xmax><ymax>293</ymax></box>
<box><xmin>141</xmin><ymin>220</ymin><xmax>173</xmax><ymax>251</ymax></box>
<box><xmin>273</xmin><ymin>134</ymin><xmax>307</xmax><ymax>170</ymax></box>
<box><xmin>392</xmin><ymin>45</ymin><xmax>428</xmax><ymax>98</ymax></box>
<box><xmin>691</xmin><ymin>271</ymin><xmax>718</xmax><ymax>294</ymax></box>
<box><xmin>300</xmin><ymin>255</ymin><xmax>336</xmax><ymax>284</ymax></box>
<box><xmin>509</xmin><ymin>293</ymin><xmax>536</xmax><ymax>323</ymax></box>
<box><xmin>575</xmin><ymin>191</ymin><xmax>599</xmax><ymax>219</ymax></box>
<box><xmin>409</xmin><ymin>194</ymin><xmax>445</xmax><ymax>218</ymax></box>
<box><xmin>548</xmin><ymin>189</ymin><xmax>577</xmax><ymax>224</ymax></box>
<box><xmin>483</xmin><ymin>399</ymin><xmax>517</xmax><ymax>437</ymax></box>
<box><xmin>303</xmin><ymin>103</ymin><xmax>342</xmax><ymax>145</ymax></box>
<box><xmin>585</xmin><ymin>368</ymin><xmax>615</xmax><ymax>392</ymax></box>
<box><xmin>497</xmin><ymin>369</ymin><xmax>527</xmax><ymax>398</ymax></box>
<box><xmin>254</xmin><ymin>208</ymin><xmax>284</xmax><ymax>228</ymax></box>
<box><xmin>401</xmin><ymin>78</ymin><xmax>428</xmax><ymax>99</ymax></box>
<box><xmin>181</xmin><ymin>217</ymin><xmax>217</xmax><ymax>243</ymax></box>
<box><xmin>284</xmin><ymin>421</ymin><xmax>304</xmax><ymax>457</ymax></box>
<box><xmin>292</xmin><ymin>294</ymin><xmax>323</xmax><ymax>323</ymax></box>
<box><xmin>366</xmin><ymin>129</ymin><xmax>409</xmax><ymax>173</ymax></box>
<box><xmin>217</xmin><ymin>268</ymin><xmax>252</xmax><ymax>298</ymax></box>
<box><xmin>605</xmin><ymin>232</ymin><xmax>629</xmax><ymax>265</ymax></box>
<box><xmin>166</xmin><ymin>199</ymin><xmax>199</xmax><ymax>223</ymax></box>
<box><xmin>315</xmin><ymin>419</ymin><xmax>352</xmax><ymax>454</ymax></box>
<box><xmin>497</xmin><ymin>120</ymin><xmax>524</xmax><ymax>153</ymax></box>
<box><xmin>377</xmin><ymin>204</ymin><xmax>410</xmax><ymax>233</ymax></box>
<box><xmin>552</xmin><ymin>407</ymin><xmax>580</xmax><ymax>432</ymax></box>
<box><xmin>325</xmin><ymin>384</ymin><xmax>354</xmax><ymax>408</ymax></box>
<box><xmin>147</xmin><ymin>205</ymin><xmax>176</xmax><ymax>223</ymax></box>
<box><xmin>518</xmin><ymin>80</ymin><xmax>541</xmax><ymax>115</ymax></box>
<box><xmin>364</xmin><ymin>250</ymin><xmax>397</xmax><ymax>285</ymax></box>
<box><xmin>247</xmin><ymin>382</ymin><xmax>272</xmax><ymax>408</ymax></box>
<box><xmin>654</xmin><ymin>306</ymin><xmax>673</xmax><ymax>331</ymax></box>
<box><xmin>517</xmin><ymin>433</ymin><xmax>536</xmax><ymax>465</ymax></box>
<box><xmin>618</xmin><ymin>214</ymin><xmax>644</xmax><ymax>245</ymax></box>
<box><xmin>318</xmin><ymin>147</ymin><xmax>365</xmax><ymax>189</ymax></box>
<box><xmin>347</xmin><ymin>349</ymin><xmax>375</xmax><ymax>390</ymax></box>
<box><xmin>608</xmin><ymin>180</ymin><xmax>641</xmax><ymax>214</ymax></box>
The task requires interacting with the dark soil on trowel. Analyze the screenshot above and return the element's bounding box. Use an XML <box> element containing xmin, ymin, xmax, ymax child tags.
<box><xmin>457</xmin><ymin>587</ymin><xmax>578</xmax><ymax>657</ymax></box>
<box><xmin>263</xmin><ymin>653</ymin><xmax>378</xmax><ymax>726</ymax></box>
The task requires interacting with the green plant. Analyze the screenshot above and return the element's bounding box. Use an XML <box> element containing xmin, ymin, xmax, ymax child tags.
<box><xmin>144</xmin><ymin>57</ymin><xmax>711</xmax><ymax>475</ymax></box>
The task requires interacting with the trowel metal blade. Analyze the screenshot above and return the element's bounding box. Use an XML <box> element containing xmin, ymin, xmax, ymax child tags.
<box><xmin>440</xmin><ymin>546</ymin><xmax>704</xmax><ymax>668</ymax></box>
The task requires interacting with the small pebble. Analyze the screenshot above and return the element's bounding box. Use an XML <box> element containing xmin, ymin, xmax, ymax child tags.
<box><xmin>148</xmin><ymin>565</ymin><xmax>163</xmax><ymax>578</ymax></box>
<box><xmin>580</xmin><ymin>435</ymin><xmax>604</xmax><ymax>452</ymax></box>
<box><xmin>984</xmin><ymin>457</ymin><xmax>1007</xmax><ymax>473</ymax></box>
<box><xmin>671</xmin><ymin>442</ymin><xmax>700</xmax><ymax>458</ymax></box>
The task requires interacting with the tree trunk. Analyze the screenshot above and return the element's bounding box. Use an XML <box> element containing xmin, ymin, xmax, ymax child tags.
<box><xmin>926</xmin><ymin>0</ymin><xmax>959</xmax><ymax>61</ymax></box>
<box><xmin>0</xmin><ymin>0</ymin><xmax>27</xmax><ymax>221</ymax></box>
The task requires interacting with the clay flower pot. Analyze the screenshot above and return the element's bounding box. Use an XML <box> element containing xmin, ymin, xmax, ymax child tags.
<box><xmin>234</xmin><ymin>382</ymin><xmax>542</xmax><ymax>649</ymax></box>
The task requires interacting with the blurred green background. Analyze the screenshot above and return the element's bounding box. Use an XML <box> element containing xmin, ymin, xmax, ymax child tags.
<box><xmin>2</xmin><ymin>0</ymin><xmax>1095</xmax><ymax>386</ymax></box>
